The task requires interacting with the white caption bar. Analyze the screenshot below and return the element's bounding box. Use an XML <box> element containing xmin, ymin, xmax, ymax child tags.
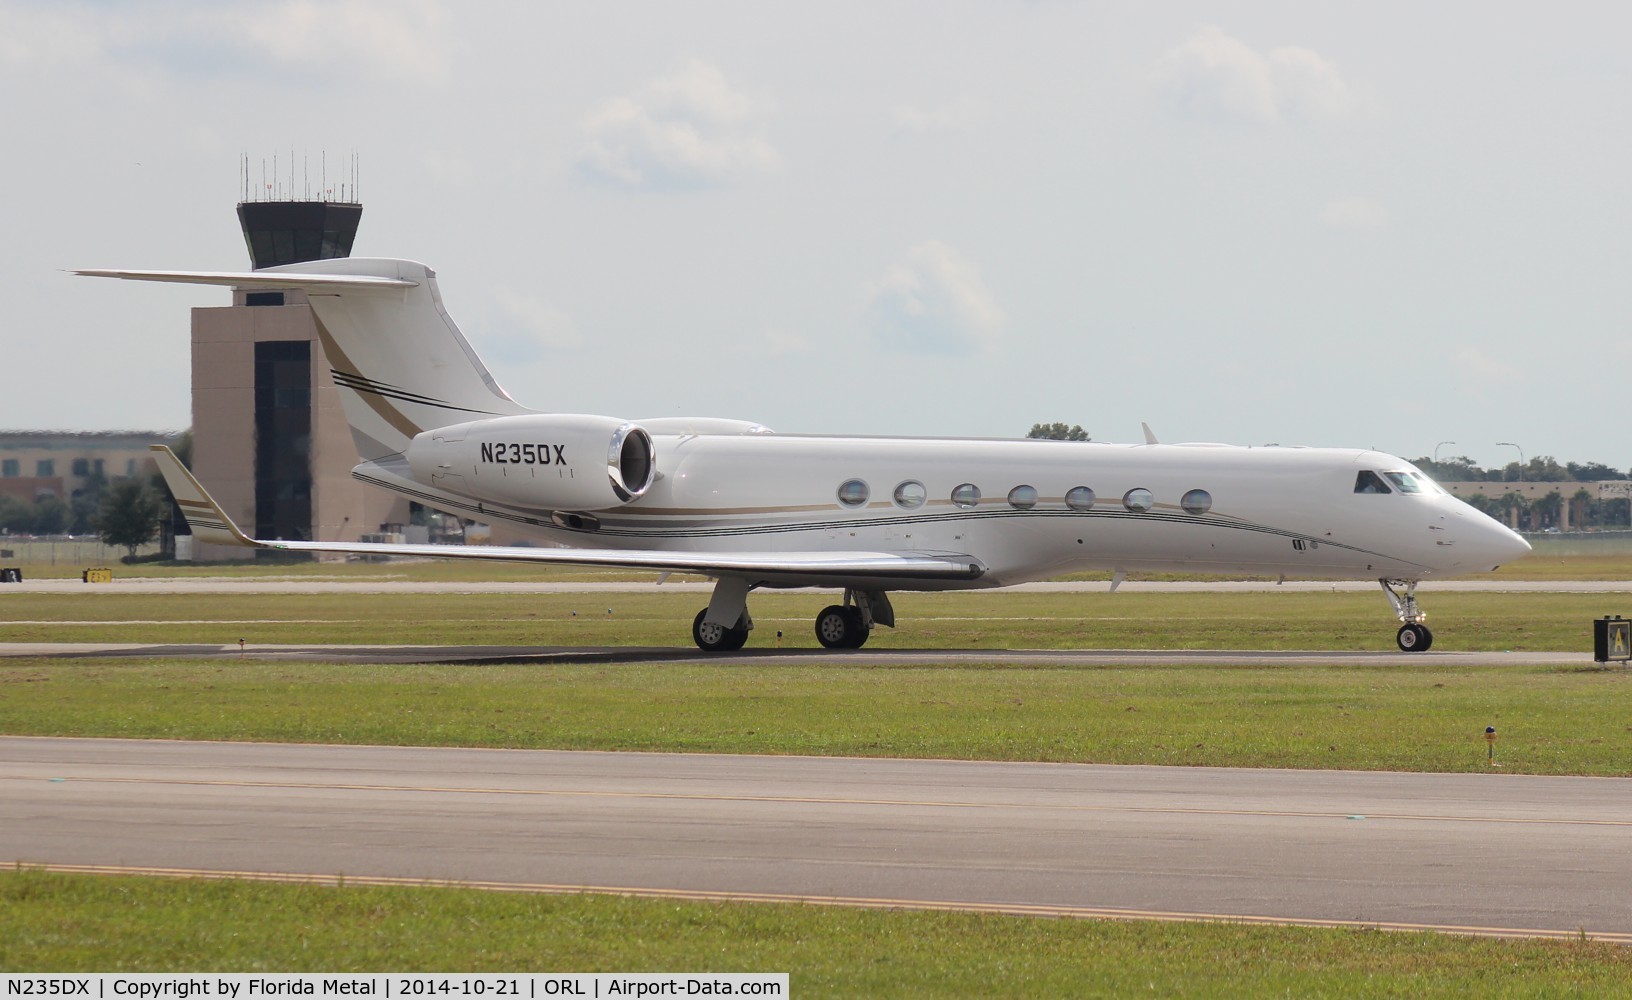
<box><xmin>1</xmin><ymin>976</ymin><xmax>788</xmax><ymax>1000</ymax></box>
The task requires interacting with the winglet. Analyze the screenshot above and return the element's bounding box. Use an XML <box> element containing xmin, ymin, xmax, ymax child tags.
<box><xmin>149</xmin><ymin>445</ymin><xmax>260</xmax><ymax>549</ymax></box>
<box><xmin>1141</xmin><ymin>422</ymin><xmax>1159</xmax><ymax>445</ymax></box>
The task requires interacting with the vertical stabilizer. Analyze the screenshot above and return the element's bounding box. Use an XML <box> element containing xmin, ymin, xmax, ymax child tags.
<box><xmin>78</xmin><ymin>259</ymin><xmax>533</xmax><ymax>462</ymax></box>
<box><xmin>277</xmin><ymin>258</ymin><xmax>533</xmax><ymax>461</ymax></box>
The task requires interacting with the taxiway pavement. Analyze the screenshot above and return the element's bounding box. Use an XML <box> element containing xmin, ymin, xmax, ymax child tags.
<box><xmin>4</xmin><ymin>736</ymin><xmax>1629</xmax><ymax>941</ymax></box>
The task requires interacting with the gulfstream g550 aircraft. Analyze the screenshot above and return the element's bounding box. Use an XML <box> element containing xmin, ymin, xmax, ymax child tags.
<box><xmin>80</xmin><ymin>258</ymin><xmax>1530</xmax><ymax>652</ymax></box>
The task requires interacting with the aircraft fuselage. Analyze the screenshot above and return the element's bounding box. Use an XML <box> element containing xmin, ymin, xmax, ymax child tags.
<box><xmin>388</xmin><ymin>430</ymin><xmax>1526</xmax><ymax>590</ymax></box>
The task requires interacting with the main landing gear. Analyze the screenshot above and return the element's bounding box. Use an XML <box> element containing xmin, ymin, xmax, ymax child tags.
<box><xmin>814</xmin><ymin>590</ymin><xmax>893</xmax><ymax>649</ymax></box>
<box><xmin>815</xmin><ymin>605</ymin><xmax>868</xmax><ymax>649</ymax></box>
<box><xmin>690</xmin><ymin>582</ymin><xmax>895</xmax><ymax>652</ymax></box>
<box><xmin>692</xmin><ymin>608</ymin><xmax>749</xmax><ymax>652</ymax></box>
<box><xmin>1380</xmin><ymin>579</ymin><xmax>1433</xmax><ymax>652</ymax></box>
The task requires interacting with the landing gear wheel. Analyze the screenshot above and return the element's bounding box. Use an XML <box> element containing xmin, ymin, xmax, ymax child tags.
<box><xmin>815</xmin><ymin>604</ymin><xmax>870</xmax><ymax>649</ymax></box>
<box><xmin>693</xmin><ymin>608</ymin><xmax>749</xmax><ymax>652</ymax></box>
<box><xmin>1396</xmin><ymin>623</ymin><xmax>1433</xmax><ymax>653</ymax></box>
<box><xmin>840</xmin><ymin>606</ymin><xmax>869</xmax><ymax>648</ymax></box>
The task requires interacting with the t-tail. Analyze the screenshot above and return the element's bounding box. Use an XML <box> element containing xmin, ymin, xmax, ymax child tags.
<box><xmin>74</xmin><ymin>258</ymin><xmax>531</xmax><ymax>462</ymax></box>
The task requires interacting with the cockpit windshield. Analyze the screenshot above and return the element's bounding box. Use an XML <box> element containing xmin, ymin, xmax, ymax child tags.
<box><xmin>1383</xmin><ymin>470</ymin><xmax>1447</xmax><ymax>495</ymax></box>
<box><xmin>1357</xmin><ymin>469</ymin><xmax>1447</xmax><ymax>496</ymax></box>
<box><xmin>1383</xmin><ymin>471</ymin><xmax>1422</xmax><ymax>494</ymax></box>
<box><xmin>1354</xmin><ymin>470</ymin><xmax>1391</xmax><ymax>494</ymax></box>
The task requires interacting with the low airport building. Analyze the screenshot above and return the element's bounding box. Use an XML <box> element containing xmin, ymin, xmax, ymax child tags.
<box><xmin>1439</xmin><ymin>480</ymin><xmax>1632</xmax><ymax>531</ymax></box>
<box><xmin>0</xmin><ymin>429</ymin><xmax>181</xmax><ymax>503</ymax></box>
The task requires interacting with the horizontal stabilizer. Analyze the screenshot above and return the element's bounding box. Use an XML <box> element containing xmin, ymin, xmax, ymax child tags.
<box><xmin>73</xmin><ymin>269</ymin><xmax>417</xmax><ymax>290</ymax></box>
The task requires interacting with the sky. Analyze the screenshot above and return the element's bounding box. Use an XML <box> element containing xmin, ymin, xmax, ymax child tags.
<box><xmin>2</xmin><ymin>1</ymin><xmax>1629</xmax><ymax>471</ymax></box>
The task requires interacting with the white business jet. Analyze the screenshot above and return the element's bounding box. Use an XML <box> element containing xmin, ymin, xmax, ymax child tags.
<box><xmin>80</xmin><ymin>258</ymin><xmax>1530</xmax><ymax>653</ymax></box>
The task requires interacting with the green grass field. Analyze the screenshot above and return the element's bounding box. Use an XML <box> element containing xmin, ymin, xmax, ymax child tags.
<box><xmin>0</xmin><ymin>588</ymin><xmax>1623</xmax><ymax>651</ymax></box>
<box><xmin>4</xmin><ymin>871</ymin><xmax>1630</xmax><ymax>996</ymax></box>
<box><xmin>4</xmin><ymin>588</ymin><xmax>1631</xmax><ymax>772</ymax></box>
<box><xmin>2</xmin><ymin>656</ymin><xmax>1627</xmax><ymax>772</ymax></box>
<box><xmin>6</xmin><ymin>577</ymin><xmax>1632</xmax><ymax>989</ymax></box>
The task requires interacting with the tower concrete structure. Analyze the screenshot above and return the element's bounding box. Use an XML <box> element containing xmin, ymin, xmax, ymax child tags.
<box><xmin>188</xmin><ymin>200</ymin><xmax>408</xmax><ymax>560</ymax></box>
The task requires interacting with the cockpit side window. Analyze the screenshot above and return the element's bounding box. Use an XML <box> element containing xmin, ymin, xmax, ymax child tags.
<box><xmin>1354</xmin><ymin>470</ymin><xmax>1392</xmax><ymax>494</ymax></box>
<box><xmin>1383</xmin><ymin>471</ymin><xmax>1423</xmax><ymax>494</ymax></box>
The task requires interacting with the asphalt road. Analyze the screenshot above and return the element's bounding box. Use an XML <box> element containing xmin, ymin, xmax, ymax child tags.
<box><xmin>5</xmin><ymin>737</ymin><xmax>1630</xmax><ymax>941</ymax></box>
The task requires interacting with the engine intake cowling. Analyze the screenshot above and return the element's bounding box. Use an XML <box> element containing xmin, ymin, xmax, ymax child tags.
<box><xmin>405</xmin><ymin>414</ymin><xmax>655</xmax><ymax>512</ymax></box>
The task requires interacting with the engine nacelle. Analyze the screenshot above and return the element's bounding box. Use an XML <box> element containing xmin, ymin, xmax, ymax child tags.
<box><xmin>405</xmin><ymin>413</ymin><xmax>655</xmax><ymax>512</ymax></box>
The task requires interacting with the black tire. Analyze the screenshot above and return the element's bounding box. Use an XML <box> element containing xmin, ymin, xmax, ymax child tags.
<box><xmin>719</xmin><ymin>622</ymin><xmax>749</xmax><ymax>651</ymax></box>
<box><xmin>840</xmin><ymin>606</ymin><xmax>870</xmax><ymax>649</ymax></box>
<box><xmin>1396</xmin><ymin>623</ymin><xmax>1432</xmax><ymax>653</ymax></box>
<box><xmin>693</xmin><ymin>608</ymin><xmax>749</xmax><ymax>652</ymax></box>
<box><xmin>815</xmin><ymin>605</ymin><xmax>856</xmax><ymax>649</ymax></box>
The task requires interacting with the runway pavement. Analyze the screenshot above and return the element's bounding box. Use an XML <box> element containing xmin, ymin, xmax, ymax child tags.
<box><xmin>5</xmin><ymin>736</ymin><xmax>1630</xmax><ymax>942</ymax></box>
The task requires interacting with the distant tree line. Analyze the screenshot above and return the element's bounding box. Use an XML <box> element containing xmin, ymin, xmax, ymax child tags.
<box><xmin>1409</xmin><ymin>454</ymin><xmax>1631</xmax><ymax>531</ymax></box>
<box><xmin>1409</xmin><ymin>455</ymin><xmax>1627</xmax><ymax>484</ymax></box>
<box><xmin>1027</xmin><ymin>422</ymin><xmax>1090</xmax><ymax>441</ymax></box>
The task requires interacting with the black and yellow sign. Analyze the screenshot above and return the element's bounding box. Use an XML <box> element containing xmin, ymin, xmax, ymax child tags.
<box><xmin>1594</xmin><ymin>617</ymin><xmax>1631</xmax><ymax>663</ymax></box>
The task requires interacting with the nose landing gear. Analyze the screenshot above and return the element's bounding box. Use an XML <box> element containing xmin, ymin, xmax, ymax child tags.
<box><xmin>1380</xmin><ymin>579</ymin><xmax>1433</xmax><ymax>652</ymax></box>
<box><xmin>1396</xmin><ymin>621</ymin><xmax>1432</xmax><ymax>652</ymax></box>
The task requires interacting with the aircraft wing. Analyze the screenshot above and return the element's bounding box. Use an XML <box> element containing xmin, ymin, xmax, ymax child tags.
<box><xmin>150</xmin><ymin>447</ymin><xmax>985</xmax><ymax>583</ymax></box>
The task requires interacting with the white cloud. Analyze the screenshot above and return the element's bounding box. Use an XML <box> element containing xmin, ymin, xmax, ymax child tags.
<box><xmin>578</xmin><ymin>61</ymin><xmax>779</xmax><ymax>189</ymax></box>
<box><xmin>865</xmin><ymin>241</ymin><xmax>1006</xmax><ymax>356</ymax></box>
<box><xmin>1153</xmin><ymin>26</ymin><xmax>1368</xmax><ymax>125</ymax></box>
<box><xmin>1269</xmin><ymin>44</ymin><xmax>1366</xmax><ymax>122</ymax></box>
<box><xmin>230</xmin><ymin>0</ymin><xmax>448</xmax><ymax>84</ymax></box>
<box><xmin>1317</xmin><ymin>195</ymin><xmax>1388</xmax><ymax>231</ymax></box>
<box><xmin>0</xmin><ymin>0</ymin><xmax>446</xmax><ymax>84</ymax></box>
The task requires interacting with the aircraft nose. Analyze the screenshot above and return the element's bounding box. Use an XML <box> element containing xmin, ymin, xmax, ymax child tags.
<box><xmin>1464</xmin><ymin>512</ymin><xmax>1531</xmax><ymax>571</ymax></box>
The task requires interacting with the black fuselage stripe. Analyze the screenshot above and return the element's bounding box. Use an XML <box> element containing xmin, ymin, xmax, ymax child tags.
<box><xmin>331</xmin><ymin>372</ymin><xmax>500</xmax><ymax>416</ymax></box>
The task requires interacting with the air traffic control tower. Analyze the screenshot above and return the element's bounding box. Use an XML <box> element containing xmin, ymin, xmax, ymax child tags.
<box><xmin>187</xmin><ymin>197</ymin><xmax>409</xmax><ymax>560</ymax></box>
